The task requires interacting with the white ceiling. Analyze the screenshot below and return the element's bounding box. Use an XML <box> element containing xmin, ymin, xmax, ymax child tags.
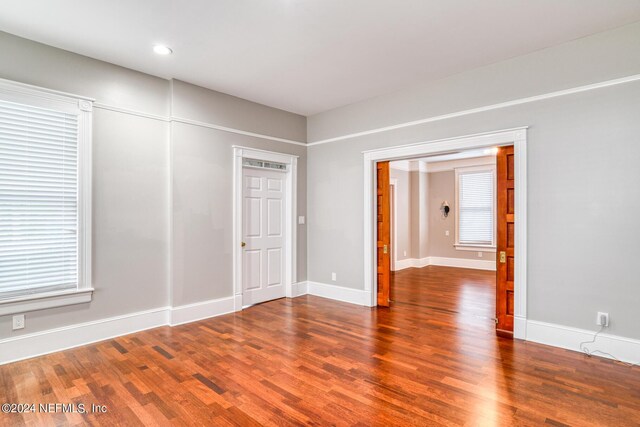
<box><xmin>1</xmin><ymin>1</ymin><xmax>640</xmax><ymax>116</ymax></box>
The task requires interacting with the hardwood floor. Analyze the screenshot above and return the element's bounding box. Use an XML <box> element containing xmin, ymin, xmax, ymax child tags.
<box><xmin>1</xmin><ymin>266</ymin><xmax>639</xmax><ymax>426</ymax></box>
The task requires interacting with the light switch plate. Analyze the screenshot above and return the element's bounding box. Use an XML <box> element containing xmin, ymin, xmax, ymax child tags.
<box><xmin>298</xmin><ymin>216</ymin><xmax>305</xmax><ymax>225</ymax></box>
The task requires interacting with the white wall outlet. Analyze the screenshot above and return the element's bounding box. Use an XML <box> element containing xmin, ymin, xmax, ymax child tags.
<box><xmin>12</xmin><ymin>314</ymin><xmax>25</xmax><ymax>330</ymax></box>
<box><xmin>596</xmin><ymin>312</ymin><xmax>609</xmax><ymax>327</ymax></box>
<box><xmin>403</xmin><ymin>250</ymin><xmax>407</xmax><ymax>257</ymax></box>
<box><xmin>477</xmin><ymin>252</ymin><xmax>483</xmax><ymax>258</ymax></box>
<box><xmin>331</xmin><ymin>272</ymin><xmax>337</xmax><ymax>281</ymax></box>
<box><xmin>298</xmin><ymin>216</ymin><xmax>305</xmax><ymax>225</ymax></box>
<box><xmin>445</xmin><ymin>230</ymin><xmax>450</xmax><ymax>236</ymax></box>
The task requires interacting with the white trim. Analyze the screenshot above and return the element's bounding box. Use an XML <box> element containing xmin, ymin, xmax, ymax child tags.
<box><xmin>393</xmin><ymin>258</ymin><xmax>416</xmax><ymax>271</ymax></box>
<box><xmin>0</xmin><ymin>77</ymin><xmax>94</xmax><ymax>103</ymax></box>
<box><xmin>391</xmin><ymin>257</ymin><xmax>494</xmax><ymax>271</ymax></box>
<box><xmin>308</xmin><ymin>73</ymin><xmax>640</xmax><ymax>146</ymax></box>
<box><xmin>92</xmin><ymin>105</ymin><xmax>309</xmax><ymax>148</ymax></box>
<box><xmin>526</xmin><ymin>320</ymin><xmax>640</xmax><ymax>365</ymax></box>
<box><xmin>453</xmin><ymin>244</ymin><xmax>496</xmax><ymax>252</ymax></box>
<box><xmin>306</xmin><ymin>282</ymin><xmax>370</xmax><ymax>306</ymax></box>
<box><xmin>454</xmin><ymin>164</ymin><xmax>497</xmax><ymax>248</ymax></box>
<box><xmin>291</xmin><ymin>281</ymin><xmax>309</xmax><ymax>298</ymax></box>
<box><xmin>393</xmin><ymin>257</ymin><xmax>430</xmax><ymax>271</ymax></box>
<box><xmin>0</xmin><ymin>78</ymin><xmax>93</xmax><ymax>312</ymax></box>
<box><xmin>94</xmin><ymin>102</ymin><xmax>170</xmax><ymax>122</ymax></box>
<box><xmin>0</xmin><ymin>293</ymin><xmax>250</xmax><ymax>365</ymax></box>
<box><xmin>232</xmin><ymin>146</ymin><xmax>298</xmax><ymax>309</ymax></box>
<box><xmin>0</xmin><ymin>289</ymin><xmax>94</xmax><ymax>316</ymax></box>
<box><xmin>0</xmin><ymin>307</ymin><xmax>169</xmax><ymax>365</ymax></box>
<box><xmin>428</xmin><ymin>256</ymin><xmax>495</xmax><ymax>271</ymax></box>
<box><xmin>364</xmin><ymin>128</ymin><xmax>526</xmax><ymax>339</ymax></box>
<box><xmin>425</xmin><ymin>156</ymin><xmax>496</xmax><ymax>173</ymax></box>
<box><xmin>173</xmin><ymin>116</ymin><xmax>306</xmax><ymax>146</ymax></box>
<box><xmin>169</xmin><ymin>296</ymin><xmax>236</xmax><ymax>326</ymax></box>
<box><xmin>389</xmin><ymin>160</ymin><xmax>428</xmax><ymax>173</ymax></box>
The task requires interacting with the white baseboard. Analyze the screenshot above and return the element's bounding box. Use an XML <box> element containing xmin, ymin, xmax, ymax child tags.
<box><xmin>291</xmin><ymin>281</ymin><xmax>308</xmax><ymax>297</ymax></box>
<box><xmin>514</xmin><ymin>315</ymin><xmax>526</xmax><ymax>340</ymax></box>
<box><xmin>393</xmin><ymin>258</ymin><xmax>427</xmax><ymax>271</ymax></box>
<box><xmin>169</xmin><ymin>296</ymin><xmax>236</xmax><ymax>326</ymax></box>
<box><xmin>0</xmin><ymin>295</ymin><xmax>240</xmax><ymax>365</ymax></box>
<box><xmin>526</xmin><ymin>320</ymin><xmax>640</xmax><ymax>365</ymax></box>
<box><xmin>0</xmin><ymin>307</ymin><xmax>169</xmax><ymax>365</ymax></box>
<box><xmin>428</xmin><ymin>256</ymin><xmax>496</xmax><ymax>271</ymax></box>
<box><xmin>393</xmin><ymin>256</ymin><xmax>495</xmax><ymax>271</ymax></box>
<box><xmin>306</xmin><ymin>281</ymin><xmax>370</xmax><ymax>306</ymax></box>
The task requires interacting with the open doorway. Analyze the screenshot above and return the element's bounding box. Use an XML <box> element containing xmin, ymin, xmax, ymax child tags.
<box><xmin>365</xmin><ymin>128</ymin><xmax>526</xmax><ymax>338</ymax></box>
<box><xmin>387</xmin><ymin>149</ymin><xmax>502</xmax><ymax>333</ymax></box>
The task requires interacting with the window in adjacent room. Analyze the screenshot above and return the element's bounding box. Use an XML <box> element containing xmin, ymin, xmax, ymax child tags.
<box><xmin>0</xmin><ymin>79</ymin><xmax>93</xmax><ymax>315</ymax></box>
<box><xmin>454</xmin><ymin>165</ymin><xmax>496</xmax><ymax>250</ymax></box>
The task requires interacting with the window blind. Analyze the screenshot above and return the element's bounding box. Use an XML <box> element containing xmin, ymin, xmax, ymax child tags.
<box><xmin>458</xmin><ymin>171</ymin><xmax>494</xmax><ymax>245</ymax></box>
<box><xmin>0</xmin><ymin>98</ymin><xmax>79</xmax><ymax>299</ymax></box>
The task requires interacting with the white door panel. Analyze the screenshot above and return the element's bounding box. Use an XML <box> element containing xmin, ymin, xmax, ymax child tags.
<box><xmin>242</xmin><ymin>167</ymin><xmax>286</xmax><ymax>305</ymax></box>
<box><xmin>267</xmin><ymin>198</ymin><xmax>282</xmax><ymax>236</ymax></box>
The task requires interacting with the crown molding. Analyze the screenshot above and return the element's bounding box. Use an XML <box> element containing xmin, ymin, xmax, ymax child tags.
<box><xmin>308</xmin><ymin>73</ymin><xmax>640</xmax><ymax>146</ymax></box>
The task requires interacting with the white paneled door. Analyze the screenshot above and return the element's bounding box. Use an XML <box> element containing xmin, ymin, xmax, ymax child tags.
<box><xmin>242</xmin><ymin>167</ymin><xmax>286</xmax><ymax>306</ymax></box>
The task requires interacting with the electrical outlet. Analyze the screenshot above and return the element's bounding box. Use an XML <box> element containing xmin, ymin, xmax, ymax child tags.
<box><xmin>403</xmin><ymin>250</ymin><xmax>407</xmax><ymax>257</ymax></box>
<box><xmin>477</xmin><ymin>252</ymin><xmax>483</xmax><ymax>258</ymax></box>
<box><xmin>445</xmin><ymin>230</ymin><xmax>450</xmax><ymax>236</ymax></box>
<box><xmin>331</xmin><ymin>272</ymin><xmax>337</xmax><ymax>281</ymax></box>
<box><xmin>298</xmin><ymin>216</ymin><xmax>305</xmax><ymax>225</ymax></box>
<box><xmin>596</xmin><ymin>312</ymin><xmax>609</xmax><ymax>327</ymax></box>
<box><xmin>12</xmin><ymin>314</ymin><xmax>25</xmax><ymax>330</ymax></box>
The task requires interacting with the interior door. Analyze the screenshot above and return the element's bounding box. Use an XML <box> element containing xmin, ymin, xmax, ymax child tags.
<box><xmin>496</xmin><ymin>146</ymin><xmax>515</xmax><ymax>336</ymax></box>
<box><xmin>376</xmin><ymin>161</ymin><xmax>391</xmax><ymax>307</ymax></box>
<box><xmin>242</xmin><ymin>167</ymin><xmax>286</xmax><ymax>306</ymax></box>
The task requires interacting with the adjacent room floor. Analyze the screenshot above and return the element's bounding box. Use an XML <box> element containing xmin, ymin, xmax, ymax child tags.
<box><xmin>1</xmin><ymin>266</ymin><xmax>639</xmax><ymax>426</ymax></box>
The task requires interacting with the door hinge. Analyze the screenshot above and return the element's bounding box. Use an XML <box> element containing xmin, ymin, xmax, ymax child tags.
<box><xmin>494</xmin><ymin>317</ymin><xmax>499</xmax><ymax>324</ymax></box>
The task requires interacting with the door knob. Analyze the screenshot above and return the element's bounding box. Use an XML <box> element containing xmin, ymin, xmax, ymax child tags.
<box><xmin>241</xmin><ymin>242</ymin><xmax>246</xmax><ymax>248</ymax></box>
<box><xmin>383</xmin><ymin>244</ymin><xmax>388</xmax><ymax>254</ymax></box>
<box><xmin>499</xmin><ymin>251</ymin><xmax>506</xmax><ymax>263</ymax></box>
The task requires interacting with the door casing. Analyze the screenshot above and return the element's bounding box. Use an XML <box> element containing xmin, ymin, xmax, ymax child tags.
<box><xmin>233</xmin><ymin>146</ymin><xmax>297</xmax><ymax>311</ymax></box>
<box><xmin>362</xmin><ymin>127</ymin><xmax>528</xmax><ymax>339</ymax></box>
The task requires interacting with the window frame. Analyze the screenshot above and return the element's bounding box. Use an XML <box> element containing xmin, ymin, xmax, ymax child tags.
<box><xmin>0</xmin><ymin>78</ymin><xmax>93</xmax><ymax>316</ymax></box>
<box><xmin>454</xmin><ymin>164</ymin><xmax>497</xmax><ymax>252</ymax></box>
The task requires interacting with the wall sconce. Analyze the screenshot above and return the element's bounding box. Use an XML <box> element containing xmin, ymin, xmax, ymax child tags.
<box><xmin>440</xmin><ymin>201</ymin><xmax>450</xmax><ymax>219</ymax></box>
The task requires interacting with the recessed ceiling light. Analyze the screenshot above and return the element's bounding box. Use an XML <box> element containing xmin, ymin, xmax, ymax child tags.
<box><xmin>153</xmin><ymin>45</ymin><xmax>173</xmax><ymax>55</ymax></box>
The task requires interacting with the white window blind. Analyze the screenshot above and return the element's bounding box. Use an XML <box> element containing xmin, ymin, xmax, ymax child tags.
<box><xmin>0</xmin><ymin>98</ymin><xmax>79</xmax><ymax>300</ymax></box>
<box><xmin>458</xmin><ymin>170</ymin><xmax>494</xmax><ymax>245</ymax></box>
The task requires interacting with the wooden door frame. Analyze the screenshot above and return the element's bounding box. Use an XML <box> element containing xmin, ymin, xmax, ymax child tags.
<box><xmin>363</xmin><ymin>127</ymin><xmax>528</xmax><ymax>339</ymax></box>
<box><xmin>232</xmin><ymin>146</ymin><xmax>298</xmax><ymax>311</ymax></box>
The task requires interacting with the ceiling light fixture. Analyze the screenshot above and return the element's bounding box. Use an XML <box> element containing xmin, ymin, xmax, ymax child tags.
<box><xmin>153</xmin><ymin>45</ymin><xmax>173</xmax><ymax>55</ymax></box>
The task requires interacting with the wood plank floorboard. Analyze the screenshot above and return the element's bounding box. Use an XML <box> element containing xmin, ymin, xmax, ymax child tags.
<box><xmin>1</xmin><ymin>266</ymin><xmax>639</xmax><ymax>426</ymax></box>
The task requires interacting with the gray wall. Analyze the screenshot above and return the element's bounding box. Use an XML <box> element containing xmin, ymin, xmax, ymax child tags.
<box><xmin>306</xmin><ymin>23</ymin><xmax>640</xmax><ymax>339</ymax></box>
<box><xmin>171</xmin><ymin>83</ymin><xmax>307</xmax><ymax>306</ymax></box>
<box><xmin>389</xmin><ymin>167</ymin><xmax>412</xmax><ymax>262</ymax></box>
<box><xmin>412</xmin><ymin>170</ymin><xmax>429</xmax><ymax>259</ymax></box>
<box><xmin>0</xmin><ymin>32</ymin><xmax>308</xmax><ymax>339</ymax></box>
<box><xmin>308</xmin><ymin>21</ymin><xmax>640</xmax><ymax>142</ymax></box>
<box><xmin>0</xmin><ymin>32</ymin><xmax>170</xmax><ymax>338</ymax></box>
<box><xmin>427</xmin><ymin>171</ymin><xmax>496</xmax><ymax>262</ymax></box>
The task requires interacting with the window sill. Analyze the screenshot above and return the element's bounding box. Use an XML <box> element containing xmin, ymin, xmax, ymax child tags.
<box><xmin>454</xmin><ymin>244</ymin><xmax>496</xmax><ymax>252</ymax></box>
<box><xmin>0</xmin><ymin>288</ymin><xmax>94</xmax><ymax>316</ymax></box>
